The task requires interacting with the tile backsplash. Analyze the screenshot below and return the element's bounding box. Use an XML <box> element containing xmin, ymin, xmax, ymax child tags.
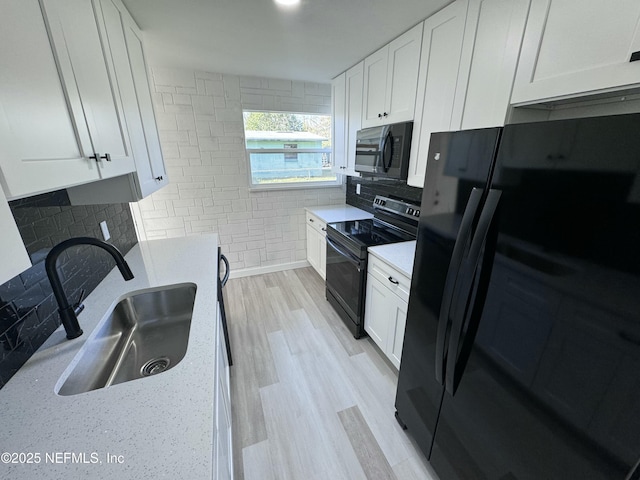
<box><xmin>345</xmin><ymin>176</ymin><xmax>423</xmax><ymax>213</ymax></box>
<box><xmin>0</xmin><ymin>190</ymin><xmax>137</xmax><ymax>389</ymax></box>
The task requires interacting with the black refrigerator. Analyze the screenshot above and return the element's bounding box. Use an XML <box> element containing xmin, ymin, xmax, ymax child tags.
<box><xmin>395</xmin><ymin>113</ymin><xmax>640</xmax><ymax>480</ymax></box>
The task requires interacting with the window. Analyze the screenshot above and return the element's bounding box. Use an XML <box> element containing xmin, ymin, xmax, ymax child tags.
<box><xmin>283</xmin><ymin>144</ymin><xmax>298</xmax><ymax>162</ymax></box>
<box><xmin>242</xmin><ymin>111</ymin><xmax>340</xmax><ymax>189</ymax></box>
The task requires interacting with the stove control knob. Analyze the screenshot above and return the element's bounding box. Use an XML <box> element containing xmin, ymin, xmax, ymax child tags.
<box><xmin>415</xmin><ymin>210</ymin><xmax>420</xmax><ymax>217</ymax></box>
<box><xmin>380</xmin><ymin>200</ymin><xmax>386</xmax><ymax>206</ymax></box>
<box><xmin>407</xmin><ymin>208</ymin><xmax>414</xmax><ymax>215</ymax></box>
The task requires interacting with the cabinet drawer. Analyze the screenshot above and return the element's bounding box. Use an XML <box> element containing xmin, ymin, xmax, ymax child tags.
<box><xmin>368</xmin><ymin>254</ymin><xmax>411</xmax><ymax>303</ymax></box>
<box><xmin>305</xmin><ymin>212</ymin><xmax>327</xmax><ymax>236</ymax></box>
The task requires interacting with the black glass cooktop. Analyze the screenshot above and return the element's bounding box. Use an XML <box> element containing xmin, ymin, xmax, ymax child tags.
<box><xmin>328</xmin><ymin>218</ymin><xmax>414</xmax><ymax>248</ymax></box>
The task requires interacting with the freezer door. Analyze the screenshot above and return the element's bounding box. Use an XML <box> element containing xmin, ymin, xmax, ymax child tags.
<box><xmin>430</xmin><ymin>113</ymin><xmax>640</xmax><ymax>479</ymax></box>
<box><xmin>394</xmin><ymin>127</ymin><xmax>501</xmax><ymax>458</ymax></box>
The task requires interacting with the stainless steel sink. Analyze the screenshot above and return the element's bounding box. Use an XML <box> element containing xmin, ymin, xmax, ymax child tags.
<box><xmin>56</xmin><ymin>283</ymin><xmax>197</xmax><ymax>396</ymax></box>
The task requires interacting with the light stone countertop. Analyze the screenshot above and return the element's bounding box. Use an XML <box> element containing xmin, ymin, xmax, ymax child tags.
<box><xmin>305</xmin><ymin>204</ymin><xmax>373</xmax><ymax>223</ymax></box>
<box><xmin>368</xmin><ymin>241</ymin><xmax>417</xmax><ymax>278</ymax></box>
<box><xmin>0</xmin><ymin>235</ymin><xmax>219</xmax><ymax>480</ymax></box>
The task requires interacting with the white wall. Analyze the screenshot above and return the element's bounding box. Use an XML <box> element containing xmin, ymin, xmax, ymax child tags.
<box><xmin>134</xmin><ymin>67</ymin><xmax>345</xmax><ymax>273</ymax></box>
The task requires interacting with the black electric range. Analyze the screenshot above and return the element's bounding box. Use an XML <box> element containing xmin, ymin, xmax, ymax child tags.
<box><xmin>325</xmin><ymin>195</ymin><xmax>420</xmax><ymax>338</ymax></box>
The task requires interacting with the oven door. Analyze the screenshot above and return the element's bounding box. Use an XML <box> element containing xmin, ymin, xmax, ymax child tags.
<box><xmin>325</xmin><ymin>235</ymin><xmax>366</xmax><ymax>337</ymax></box>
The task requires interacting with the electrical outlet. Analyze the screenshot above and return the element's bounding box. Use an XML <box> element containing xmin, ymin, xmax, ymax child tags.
<box><xmin>356</xmin><ymin>183</ymin><xmax>361</xmax><ymax>195</ymax></box>
<box><xmin>100</xmin><ymin>221</ymin><xmax>111</xmax><ymax>241</ymax></box>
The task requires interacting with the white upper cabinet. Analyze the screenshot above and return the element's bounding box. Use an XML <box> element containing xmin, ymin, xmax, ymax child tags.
<box><xmin>512</xmin><ymin>0</ymin><xmax>640</xmax><ymax>104</ymax></box>
<box><xmin>452</xmin><ymin>0</ymin><xmax>531</xmax><ymax>130</ymax></box>
<box><xmin>0</xmin><ymin>0</ymin><xmax>101</xmax><ymax>199</ymax></box>
<box><xmin>120</xmin><ymin>3</ymin><xmax>167</xmax><ymax>197</ymax></box>
<box><xmin>362</xmin><ymin>23</ymin><xmax>423</xmax><ymax>128</ymax></box>
<box><xmin>67</xmin><ymin>0</ymin><xmax>168</xmax><ymax>204</ymax></box>
<box><xmin>407</xmin><ymin>0</ymin><xmax>468</xmax><ymax>188</ymax></box>
<box><xmin>331</xmin><ymin>62</ymin><xmax>364</xmax><ymax>177</ymax></box>
<box><xmin>344</xmin><ymin>62</ymin><xmax>364</xmax><ymax>176</ymax></box>
<box><xmin>0</xmin><ymin>185</ymin><xmax>31</xmax><ymax>284</ymax></box>
<box><xmin>41</xmin><ymin>0</ymin><xmax>136</xmax><ymax>179</ymax></box>
<box><xmin>407</xmin><ymin>0</ymin><xmax>530</xmax><ymax>187</ymax></box>
<box><xmin>331</xmin><ymin>72</ymin><xmax>347</xmax><ymax>173</ymax></box>
<box><xmin>1</xmin><ymin>0</ymin><xmax>164</xmax><ymax>203</ymax></box>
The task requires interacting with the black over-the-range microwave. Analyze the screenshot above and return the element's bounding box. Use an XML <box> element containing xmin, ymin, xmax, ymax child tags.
<box><xmin>354</xmin><ymin>121</ymin><xmax>413</xmax><ymax>179</ymax></box>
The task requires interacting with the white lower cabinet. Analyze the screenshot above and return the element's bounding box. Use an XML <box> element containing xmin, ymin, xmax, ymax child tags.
<box><xmin>306</xmin><ymin>212</ymin><xmax>327</xmax><ymax>279</ymax></box>
<box><xmin>214</xmin><ymin>302</ymin><xmax>233</xmax><ymax>480</ymax></box>
<box><xmin>364</xmin><ymin>255</ymin><xmax>411</xmax><ymax>369</ymax></box>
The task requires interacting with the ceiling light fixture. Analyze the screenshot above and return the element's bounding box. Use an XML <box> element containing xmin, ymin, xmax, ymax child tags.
<box><xmin>275</xmin><ymin>0</ymin><xmax>300</xmax><ymax>7</ymax></box>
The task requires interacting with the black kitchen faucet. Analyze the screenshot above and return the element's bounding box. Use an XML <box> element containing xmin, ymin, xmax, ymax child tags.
<box><xmin>45</xmin><ymin>237</ymin><xmax>134</xmax><ymax>339</ymax></box>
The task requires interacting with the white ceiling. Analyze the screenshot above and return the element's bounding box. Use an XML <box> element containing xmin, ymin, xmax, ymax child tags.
<box><xmin>121</xmin><ymin>0</ymin><xmax>452</xmax><ymax>82</ymax></box>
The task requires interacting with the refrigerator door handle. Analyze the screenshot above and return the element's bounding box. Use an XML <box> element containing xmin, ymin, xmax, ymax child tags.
<box><xmin>220</xmin><ymin>253</ymin><xmax>230</xmax><ymax>286</ymax></box>
<box><xmin>435</xmin><ymin>187</ymin><xmax>484</xmax><ymax>385</ymax></box>
<box><xmin>445</xmin><ymin>189</ymin><xmax>501</xmax><ymax>396</ymax></box>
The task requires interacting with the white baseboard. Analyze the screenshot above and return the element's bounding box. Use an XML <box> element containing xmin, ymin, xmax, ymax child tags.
<box><xmin>229</xmin><ymin>260</ymin><xmax>311</xmax><ymax>279</ymax></box>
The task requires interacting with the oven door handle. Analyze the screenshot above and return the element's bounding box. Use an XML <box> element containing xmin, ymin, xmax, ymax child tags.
<box><xmin>326</xmin><ymin>237</ymin><xmax>362</xmax><ymax>270</ymax></box>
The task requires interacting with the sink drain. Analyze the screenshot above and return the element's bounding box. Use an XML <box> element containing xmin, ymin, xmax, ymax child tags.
<box><xmin>141</xmin><ymin>357</ymin><xmax>171</xmax><ymax>377</ymax></box>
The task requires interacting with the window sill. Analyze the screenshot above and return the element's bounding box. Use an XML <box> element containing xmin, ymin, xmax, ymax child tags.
<box><xmin>248</xmin><ymin>181</ymin><xmax>345</xmax><ymax>193</ymax></box>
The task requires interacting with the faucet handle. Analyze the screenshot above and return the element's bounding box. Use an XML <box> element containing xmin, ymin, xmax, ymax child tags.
<box><xmin>73</xmin><ymin>289</ymin><xmax>86</xmax><ymax>316</ymax></box>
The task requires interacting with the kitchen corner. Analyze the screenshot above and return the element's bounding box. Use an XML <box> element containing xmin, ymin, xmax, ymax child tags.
<box><xmin>0</xmin><ymin>235</ymin><xmax>221</xmax><ymax>480</ymax></box>
<box><xmin>368</xmin><ymin>241</ymin><xmax>417</xmax><ymax>279</ymax></box>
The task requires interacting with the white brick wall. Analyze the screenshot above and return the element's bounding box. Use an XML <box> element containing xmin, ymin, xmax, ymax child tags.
<box><xmin>134</xmin><ymin>67</ymin><xmax>345</xmax><ymax>272</ymax></box>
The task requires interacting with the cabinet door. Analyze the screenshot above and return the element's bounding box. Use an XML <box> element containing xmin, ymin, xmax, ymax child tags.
<box><xmin>364</xmin><ymin>274</ymin><xmax>391</xmax><ymax>350</ymax></box>
<box><xmin>306</xmin><ymin>224</ymin><xmax>321</xmax><ymax>274</ymax></box>
<box><xmin>451</xmin><ymin>0</ymin><xmax>530</xmax><ymax>130</ymax></box>
<box><xmin>318</xmin><ymin>229</ymin><xmax>327</xmax><ymax>280</ymax></box>
<box><xmin>388</xmin><ymin>298</ymin><xmax>408</xmax><ymax>369</ymax></box>
<box><xmin>42</xmin><ymin>0</ymin><xmax>135</xmax><ymax>179</ymax></box>
<box><xmin>407</xmin><ymin>0</ymin><xmax>468</xmax><ymax>188</ymax></box>
<box><xmin>384</xmin><ymin>23</ymin><xmax>423</xmax><ymax>124</ymax></box>
<box><xmin>344</xmin><ymin>62</ymin><xmax>363</xmax><ymax>176</ymax></box>
<box><xmin>0</xmin><ymin>0</ymin><xmax>99</xmax><ymax>199</ymax></box>
<box><xmin>216</xmin><ymin>373</ymin><xmax>233</xmax><ymax>480</ymax></box>
<box><xmin>215</xmin><ymin>302</ymin><xmax>233</xmax><ymax>480</ymax></box>
<box><xmin>512</xmin><ymin>0</ymin><xmax>640</xmax><ymax>104</ymax></box>
<box><xmin>331</xmin><ymin>72</ymin><xmax>347</xmax><ymax>173</ymax></box>
<box><xmin>0</xmin><ymin>186</ymin><xmax>31</xmax><ymax>283</ymax></box>
<box><xmin>362</xmin><ymin>47</ymin><xmax>389</xmax><ymax>128</ymax></box>
<box><xmin>100</xmin><ymin>0</ymin><xmax>166</xmax><ymax>194</ymax></box>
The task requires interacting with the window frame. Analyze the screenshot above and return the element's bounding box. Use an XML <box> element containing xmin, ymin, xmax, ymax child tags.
<box><xmin>242</xmin><ymin>110</ymin><xmax>343</xmax><ymax>191</ymax></box>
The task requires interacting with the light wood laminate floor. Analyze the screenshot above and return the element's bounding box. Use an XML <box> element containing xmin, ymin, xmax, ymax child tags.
<box><xmin>226</xmin><ymin>267</ymin><xmax>438</xmax><ymax>480</ymax></box>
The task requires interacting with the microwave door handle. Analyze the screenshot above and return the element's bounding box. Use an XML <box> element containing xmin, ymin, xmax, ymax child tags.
<box><xmin>381</xmin><ymin>130</ymin><xmax>393</xmax><ymax>172</ymax></box>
